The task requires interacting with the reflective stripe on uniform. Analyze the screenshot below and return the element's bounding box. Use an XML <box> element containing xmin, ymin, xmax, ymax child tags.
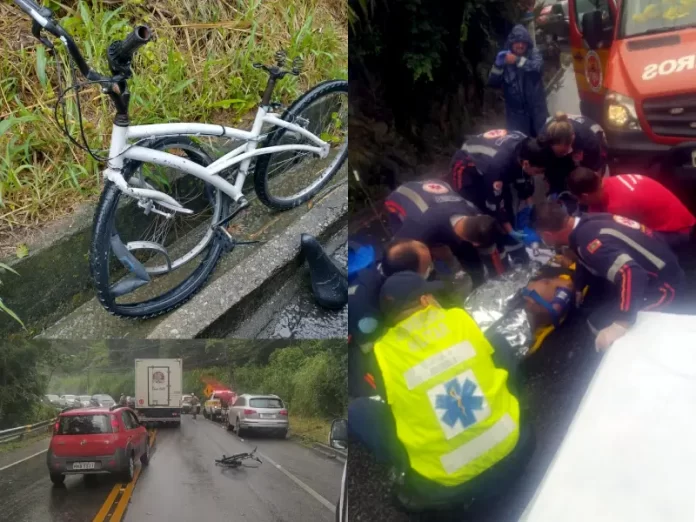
<box><xmin>598</xmin><ymin>228</ymin><xmax>666</xmax><ymax>270</ymax></box>
<box><xmin>395</xmin><ymin>185</ymin><xmax>429</xmax><ymax>214</ymax></box>
<box><xmin>491</xmin><ymin>66</ymin><xmax>503</xmax><ymax>75</ymax></box>
<box><xmin>590</xmin><ymin>123</ymin><xmax>603</xmax><ymax>135</ymax></box>
<box><xmin>463</xmin><ymin>144</ymin><xmax>498</xmax><ymax>157</ymax></box>
<box><xmin>617</xmin><ymin>176</ymin><xmax>635</xmax><ymax>191</ymax></box>
<box><xmin>517</xmin><ymin>57</ymin><xmax>527</xmax><ymax>68</ymax></box>
<box><xmin>403</xmin><ymin>341</ymin><xmax>476</xmax><ymax>390</ymax></box>
<box><xmin>440</xmin><ymin>414</ymin><xmax>517</xmax><ymax>474</ymax></box>
<box><xmin>607</xmin><ymin>253</ymin><xmax>634</xmax><ymax>282</ymax></box>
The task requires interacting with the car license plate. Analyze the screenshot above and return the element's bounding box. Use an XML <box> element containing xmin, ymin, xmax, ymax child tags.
<box><xmin>260</xmin><ymin>414</ymin><xmax>274</xmax><ymax>419</ymax></box>
<box><xmin>691</xmin><ymin>149</ymin><xmax>696</xmax><ymax>168</ymax></box>
<box><xmin>72</xmin><ymin>462</ymin><xmax>96</xmax><ymax>470</ymax></box>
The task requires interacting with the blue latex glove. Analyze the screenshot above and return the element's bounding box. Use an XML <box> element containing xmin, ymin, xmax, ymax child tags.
<box><xmin>509</xmin><ymin>229</ymin><xmax>527</xmax><ymax>242</ymax></box>
<box><xmin>521</xmin><ymin>226</ymin><xmax>542</xmax><ymax>247</ymax></box>
<box><xmin>516</xmin><ymin>207</ymin><xmax>533</xmax><ymax>230</ymax></box>
<box><xmin>495</xmin><ymin>51</ymin><xmax>508</xmax><ymax>67</ymax></box>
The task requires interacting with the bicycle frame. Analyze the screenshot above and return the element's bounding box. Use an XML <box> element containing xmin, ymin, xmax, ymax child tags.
<box><xmin>105</xmin><ymin>104</ymin><xmax>331</xmax><ymax>213</ymax></box>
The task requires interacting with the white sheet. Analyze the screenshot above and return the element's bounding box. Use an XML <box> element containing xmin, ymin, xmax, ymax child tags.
<box><xmin>520</xmin><ymin>312</ymin><xmax>696</xmax><ymax>522</ymax></box>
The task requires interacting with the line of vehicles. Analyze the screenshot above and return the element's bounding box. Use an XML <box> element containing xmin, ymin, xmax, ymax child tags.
<box><xmin>44</xmin><ymin>394</ymin><xmax>119</xmax><ymax>410</ymax></box>
<box><xmin>45</xmin><ymin>358</ymin><xmax>290</xmax><ymax>486</ymax></box>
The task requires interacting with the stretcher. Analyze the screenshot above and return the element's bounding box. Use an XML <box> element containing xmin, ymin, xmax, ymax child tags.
<box><xmin>521</xmin><ymin>311</ymin><xmax>696</xmax><ymax>522</ymax></box>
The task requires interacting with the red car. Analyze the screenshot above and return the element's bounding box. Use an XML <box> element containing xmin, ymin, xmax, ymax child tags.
<box><xmin>47</xmin><ymin>406</ymin><xmax>150</xmax><ymax>485</ymax></box>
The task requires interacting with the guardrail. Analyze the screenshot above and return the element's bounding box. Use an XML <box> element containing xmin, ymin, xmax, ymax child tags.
<box><xmin>0</xmin><ymin>418</ymin><xmax>55</xmax><ymax>444</ymax></box>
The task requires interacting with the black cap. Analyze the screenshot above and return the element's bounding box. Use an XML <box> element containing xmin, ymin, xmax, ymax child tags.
<box><xmin>379</xmin><ymin>271</ymin><xmax>444</xmax><ymax>321</ymax></box>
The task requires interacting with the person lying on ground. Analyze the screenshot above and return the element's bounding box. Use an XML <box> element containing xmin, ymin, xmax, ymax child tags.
<box><xmin>384</xmin><ymin>180</ymin><xmax>509</xmax><ymax>286</ymax></box>
<box><xmin>348</xmin><ymin>271</ymin><xmax>534</xmax><ymax>516</ymax></box>
<box><xmin>488</xmin><ymin>24</ymin><xmax>548</xmax><ymax>137</ymax></box>
<box><xmin>530</xmin><ymin>201</ymin><xmax>685</xmax><ymax>352</ymax></box>
<box><xmin>449</xmin><ymin>129</ymin><xmax>548</xmax><ymax>264</ymax></box>
<box><xmin>537</xmin><ymin>112</ymin><xmax>608</xmax><ymax>198</ymax></box>
<box><xmin>567</xmin><ymin>168</ymin><xmax>696</xmax><ymax>251</ymax></box>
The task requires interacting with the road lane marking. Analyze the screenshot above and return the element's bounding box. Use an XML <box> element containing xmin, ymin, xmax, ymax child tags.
<box><xmin>109</xmin><ymin>467</ymin><xmax>142</xmax><ymax>522</ymax></box>
<box><xmin>0</xmin><ymin>449</ymin><xmax>48</xmax><ymax>471</ymax></box>
<box><xmin>92</xmin><ymin>484</ymin><xmax>122</xmax><ymax>522</ymax></box>
<box><xmin>92</xmin><ymin>429</ymin><xmax>157</xmax><ymax>522</ymax></box>
<box><xmin>256</xmin><ymin>450</ymin><xmax>336</xmax><ymax>512</ymax></box>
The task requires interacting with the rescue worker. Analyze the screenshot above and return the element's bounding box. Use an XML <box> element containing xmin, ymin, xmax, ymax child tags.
<box><xmin>349</xmin><ymin>271</ymin><xmax>533</xmax><ymax>515</ymax></box>
<box><xmin>538</xmin><ymin>112</ymin><xmax>608</xmax><ymax>199</ymax></box>
<box><xmin>385</xmin><ymin>180</ymin><xmax>509</xmax><ymax>285</ymax></box>
<box><xmin>488</xmin><ymin>24</ymin><xmax>548</xmax><ymax>137</ymax></box>
<box><xmin>348</xmin><ymin>239</ymin><xmax>434</xmax><ymax>397</ymax></box>
<box><xmin>530</xmin><ymin>202</ymin><xmax>685</xmax><ymax>352</ymax></box>
<box><xmin>567</xmin><ymin>168</ymin><xmax>696</xmax><ymax>250</ymax></box>
<box><xmin>190</xmin><ymin>393</ymin><xmax>200</xmax><ymax>418</ymax></box>
<box><xmin>449</xmin><ymin>130</ymin><xmax>547</xmax><ymax>264</ymax></box>
<box><xmin>119</xmin><ymin>393</ymin><xmax>127</xmax><ymax>406</ymax></box>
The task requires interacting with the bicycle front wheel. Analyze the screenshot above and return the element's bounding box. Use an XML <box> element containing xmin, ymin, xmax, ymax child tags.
<box><xmin>254</xmin><ymin>79</ymin><xmax>348</xmax><ymax>210</ymax></box>
<box><xmin>90</xmin><ymin>137</ymin><xmax>230</xmax><ymax>318</ymax></box>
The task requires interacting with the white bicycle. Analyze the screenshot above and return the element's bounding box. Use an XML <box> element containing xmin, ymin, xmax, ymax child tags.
<box><xmin>14</xmin><ymin>0</ymin><xmax>348</xmax><ymax>318</ymax></box>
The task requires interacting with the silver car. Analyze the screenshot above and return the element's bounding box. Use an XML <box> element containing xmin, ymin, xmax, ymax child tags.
<box><xmin>78</xmin><ymin>395</ymin><xmax>92</xmax><ymax>407</ymax></box>
<box><xmin>225</xmin><ymin>394</ymin><xmax>288</xmax><ymax>438</ymax></box>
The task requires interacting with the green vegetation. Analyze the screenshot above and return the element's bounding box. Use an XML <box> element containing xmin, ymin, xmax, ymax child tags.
<box><xmin>348</xmin><ymin>0</ymin><xmax>533</xmax><ymax>205</ymax></box>
<box><xmin>0</xmin><ymin>0</ymin><xmax>347</xmax><ymax>246</ymax></box>
<box><xmin>0</xmin><ymin>262</ymin><xmax>22</xmax><ymax>325</ymax></box>
<box><xmin>0</xmin><ymin>340</ymin><xmax>62</xmax><ymax>429</ymax></box>
<box><xmin>0</xmin><ymin>339</ymin><xmax>346</xmax><ymax>431</ymax></box>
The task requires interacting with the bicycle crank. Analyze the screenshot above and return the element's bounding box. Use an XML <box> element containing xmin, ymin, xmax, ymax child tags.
<box><xmin>211</xmin><ymin>197</ymin><xmax>264</xmax><ymax>254</ymax></box>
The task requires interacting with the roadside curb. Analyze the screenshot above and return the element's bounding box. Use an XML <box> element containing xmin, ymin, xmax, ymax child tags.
<box><xmin>311</xmin><ymin>441</ymin><xmax>347</xmax><ymax>461</ymax></box>
<box><xmin>147</xmin><ymin>182</ymin><xmax>348</xmax><ymax>339</ymax></box>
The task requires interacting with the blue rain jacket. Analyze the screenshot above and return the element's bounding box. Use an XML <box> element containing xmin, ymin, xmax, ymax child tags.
<box><xmin>488</xmin><ymin>25</ymin><xmax>548</xmax><ymax>137</ymax></box>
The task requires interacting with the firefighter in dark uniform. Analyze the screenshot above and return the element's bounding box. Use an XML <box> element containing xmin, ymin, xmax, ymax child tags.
<box><xmin>384</xmin><ymin>180</ymin><xmax>506</xmax><ymax>287</ymax></box>
<box><xmin>539</xmin><ymin>112</ymin><xmax>608</xmax><ymax>201</ymax></box>
<box><xmin>530</xmin><ymin>202</ymin><xmax>685</xmax><ymax>352</ymax></box>
<box><xmin>449</xmin><ymin>129</ymin><xmax>547</xmax><ymax>264</ymax></box>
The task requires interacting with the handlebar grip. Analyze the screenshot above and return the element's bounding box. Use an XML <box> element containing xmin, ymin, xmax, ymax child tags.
<box><xmin>114</xmin><ymin>25</ymin><xmax>152</xmax><ymax>62</ymax></box>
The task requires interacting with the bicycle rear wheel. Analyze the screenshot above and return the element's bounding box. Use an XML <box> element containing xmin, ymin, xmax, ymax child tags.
<box><xmin>90</xmin><ymin>137</ymin><xmax>230</xmax><ymax>318</ymax></box>
<box><xmin>253</xmin><ymin>79</ymin><xmax>348</xmax><ymax>210</ymax></box>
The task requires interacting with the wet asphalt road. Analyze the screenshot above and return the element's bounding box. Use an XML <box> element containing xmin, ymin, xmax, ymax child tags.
<box><xmin>0</xmin><ymin>416</ymin><xmax>343</xmax><ymax>522</ymax></box>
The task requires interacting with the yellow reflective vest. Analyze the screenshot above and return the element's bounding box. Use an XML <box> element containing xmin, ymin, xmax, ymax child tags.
<box><xmin>373</xmin><ymin>305</ymin><xmax>520</xmax><ymax>486</ymax></box>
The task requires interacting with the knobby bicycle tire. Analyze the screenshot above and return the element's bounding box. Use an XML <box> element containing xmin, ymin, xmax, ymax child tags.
<box><xmin>90</xmin><ymin>137</ymin><xmax>230</xmax><ymax>318</ymax></box>
<box><xmin>253</xmin><ymin>79</ymin><xmax>348</xmax><ymax>210</ymax></box>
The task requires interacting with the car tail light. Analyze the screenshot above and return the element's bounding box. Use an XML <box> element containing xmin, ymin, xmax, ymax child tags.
<box><xmin>243</xmin><ymin>409</ymin><xmax>256</xmax><ymax>415</ymax></box>
<box><xmin>111</xmin><ymin>416</ymin><xmax>120</xmax><ymax>433</ymax></box>
<box><xmin>279</xmin><ymin>409</ymin><xmax>288</xmax><ymax>416</ymax></box>
<box><xmin>53</xmin><ymin>420</ymin><xmax>60</xmax><ymax>434</ymax></box>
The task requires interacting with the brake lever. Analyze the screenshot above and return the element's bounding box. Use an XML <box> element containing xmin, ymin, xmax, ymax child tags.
<box><xmin>31</xmin><ymin>20</ymin><xmax>54</xmax><ymax>49</ymax></box>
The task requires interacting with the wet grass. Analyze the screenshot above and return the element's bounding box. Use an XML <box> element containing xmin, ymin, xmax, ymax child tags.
<box><xmin>288</xmin><ymin>414</ymin><xmax>332</xmax><ymax>446</ymax></box>
<box><xmin>0</xmin><ymin>0</ymin><xmax>347</xmax><ymax>252</ymax></box>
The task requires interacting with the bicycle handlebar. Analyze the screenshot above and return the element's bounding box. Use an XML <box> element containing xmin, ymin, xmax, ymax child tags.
<box><xmin>109</xmin><ymin>26</ymin><xmax>152</xmax><ymax>71</ymax></box>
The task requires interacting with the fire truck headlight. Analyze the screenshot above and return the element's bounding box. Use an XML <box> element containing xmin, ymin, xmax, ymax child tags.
<box><xmin>605</xmin><ymin>91</ymin><xmax>640</xmax><ymax>131</ymax></box>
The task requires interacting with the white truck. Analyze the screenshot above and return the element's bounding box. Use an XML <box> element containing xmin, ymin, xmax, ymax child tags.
<box><xmin>134</xmin><ymin>358</ymin><xmax>183</xmax><ymax>427</ymax></box>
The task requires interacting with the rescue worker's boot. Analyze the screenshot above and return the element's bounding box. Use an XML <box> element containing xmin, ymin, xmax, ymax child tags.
<box><xmin>301</xmin><ymin>233</ymin><xmax>348</xmax><ymax>309</ymax></box>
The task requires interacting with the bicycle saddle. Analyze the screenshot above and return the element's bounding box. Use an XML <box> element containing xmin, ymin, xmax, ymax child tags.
<box><xmin>301</xmin><ymin>233</ymin><xmax>348</xmax><ymax>310</ymax></box>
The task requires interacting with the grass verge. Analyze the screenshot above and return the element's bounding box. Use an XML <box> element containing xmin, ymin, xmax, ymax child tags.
<box><xmin>288</xmin><ymin>414</ymin><xmax>332</xmax><ymax>446</ymax></box>
<box><xmin>0</xmin><ymin>0</ymin><xmax>347</xmax><ymax>255</ymax></box>
<box><xmin>0</xmin><ymin>429</ymin><xmax>51</xmax><ymax>455</ymax></box>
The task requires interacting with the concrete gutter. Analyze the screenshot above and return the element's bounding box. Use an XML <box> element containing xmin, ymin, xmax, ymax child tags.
<box><xmin>0</xmin><ymin>203</ymin><xmax>96</xmax><ymax>338</ymax></box>
<box><xmin>147</xmin><ymin>183</ymin><xmax>347</xmax><ymax>339</ymax></box>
